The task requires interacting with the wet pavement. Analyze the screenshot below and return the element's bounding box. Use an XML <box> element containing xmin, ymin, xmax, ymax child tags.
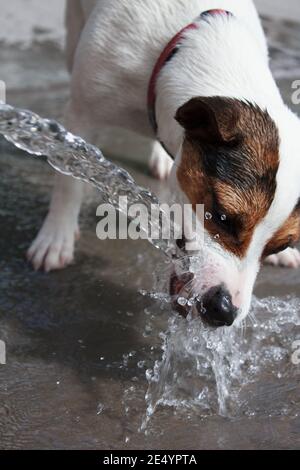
<box><xmin>0</xmin><ymin>15</ymin><xmax>300</xmax><ymax>449</ymax></box>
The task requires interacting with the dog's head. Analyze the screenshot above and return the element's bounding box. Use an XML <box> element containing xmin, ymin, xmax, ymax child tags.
<box><xmin>170</xmin><ymin>96</ymin><xmax>300</xmax><ymax>327</ymax></box>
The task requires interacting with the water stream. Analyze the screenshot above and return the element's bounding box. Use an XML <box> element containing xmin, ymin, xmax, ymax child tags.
<box><xmin>0</xmin><ymin>103</ymin><xmax>177</xmax><ymax>257</ymax></box>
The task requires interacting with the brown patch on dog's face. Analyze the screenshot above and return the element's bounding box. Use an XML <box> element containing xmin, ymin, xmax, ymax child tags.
<box><xmin>262</xmin><ymin>203</ymin><xmax>300</xmax><ymax>258</ymax></box>
<box><xmin>175</xmin><ymin>97</ymin><xmax>280</xmax><ymax>257</ymax></box>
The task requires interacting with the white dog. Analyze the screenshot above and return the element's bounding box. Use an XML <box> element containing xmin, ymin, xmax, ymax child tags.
<box><xmin>28</xmin><ymin>0</ymin><xmax>300</xmax><ymax>327</ymax></box>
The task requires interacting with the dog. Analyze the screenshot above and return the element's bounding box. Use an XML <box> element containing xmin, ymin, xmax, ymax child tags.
<box><xmin>27</xmin><ymin>0</ymin><xmax>300</xmax><ymax>327</ymax></box>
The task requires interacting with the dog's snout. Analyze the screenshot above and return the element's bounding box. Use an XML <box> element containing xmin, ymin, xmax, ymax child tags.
<box><xmin>197</xmin><ymin>285</ymin><xmax>237</xmax><ymax>327</ymax></box>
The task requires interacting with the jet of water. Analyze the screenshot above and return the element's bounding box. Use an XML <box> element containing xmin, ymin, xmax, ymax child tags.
<box><xmin>0</xmin><ymin>103</ymin><xmax>176</xmax><ymax>256</ymax></box>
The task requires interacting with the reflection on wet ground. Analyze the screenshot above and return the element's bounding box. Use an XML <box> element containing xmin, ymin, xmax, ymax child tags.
<box><xmin>0</xmin><ymin>15</ymin><xmax>300</xmax><ymax>449</ymax></box>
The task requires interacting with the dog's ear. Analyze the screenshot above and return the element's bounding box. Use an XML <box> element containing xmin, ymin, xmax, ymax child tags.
<box><xmin>175</xmin><ymin>96</ymin><xmax>242</xmax><ymax>145</ymax></box>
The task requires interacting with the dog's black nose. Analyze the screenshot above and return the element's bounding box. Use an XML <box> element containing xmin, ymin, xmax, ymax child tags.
<box><xmin>196</xmin><ymin>285</ymin><xmax>237</xmax><ymax>327</ymax></box>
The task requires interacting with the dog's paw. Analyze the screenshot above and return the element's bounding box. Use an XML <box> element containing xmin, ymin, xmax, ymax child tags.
<box><xmin>264</xmin><ymin>247</ymin><xmax>300</xmax><ymax>269</ymax></box>
<box><xmin>27</xmin><ymin>214</ymin><xmax>79</xmax><ymax>272</ymax></box>
<box><xmin>149</xmin><ymin>142</ymin><xmax>173</xmax><ymax>180</ymax></box>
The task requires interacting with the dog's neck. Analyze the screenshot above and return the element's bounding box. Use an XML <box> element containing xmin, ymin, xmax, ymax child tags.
<box><xmin>154</xmin><ymin>16</ymin><xmax>284</xmax><ymax>159</ymax></box>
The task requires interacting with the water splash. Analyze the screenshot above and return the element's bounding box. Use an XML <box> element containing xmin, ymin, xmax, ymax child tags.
<box><xmin>0</xmin><ymin>103</ymin><xmax>176</xmax><ymax>256</ymax></box>
<box><xmin>142</xmin><ymin>295</ymin><xmax>300</xmax><ymax>428</ymax></box>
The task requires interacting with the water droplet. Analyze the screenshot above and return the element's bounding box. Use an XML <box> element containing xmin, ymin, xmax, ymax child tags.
<box><xmin>129</xmin><ymin>351</ymin><xmax>136</xmax><ymax>357</ymax></box>
<box><xmin>177</xmin><ymin>297</ymin><xmax>187</xmax><ymax>306</ymax></box>
<box><xmin>200</xmin><ymin>306</ymin><xmax>206</xmax><ymax>315</ymax></box>
<box><xmin>97</xmin><ymin>403</ymin><xmax>105</xmax><ymax>415</ymax></box>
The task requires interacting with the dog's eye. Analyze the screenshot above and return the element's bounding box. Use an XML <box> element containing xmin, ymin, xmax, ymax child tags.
<box><xmin>211</xmin><ymin>207</ymin><xmax>240</xmax><ymax>238</ymax></box>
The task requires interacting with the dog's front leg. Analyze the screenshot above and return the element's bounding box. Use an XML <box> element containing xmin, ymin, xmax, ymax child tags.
<box><xmin>27</xmin><ymin>173</ymin><xmax>83</xmax><ymax>272</ymax></box>
<box><xmin>27</xmin><ymin>104</ymin><xmax>95</xmax><ymax>272</ymax></box>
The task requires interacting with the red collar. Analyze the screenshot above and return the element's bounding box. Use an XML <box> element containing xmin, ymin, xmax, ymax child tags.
<box><xmin>147</xmin><ymin>9</ymin><xmax>231</xmax><ymax>158</ymax></box>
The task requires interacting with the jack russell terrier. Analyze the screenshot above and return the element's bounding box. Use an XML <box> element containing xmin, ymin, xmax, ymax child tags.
<box><xmin>27</xmin><ymin>0</ymin><xmax>300</xmax><ymax>327</ymax></box>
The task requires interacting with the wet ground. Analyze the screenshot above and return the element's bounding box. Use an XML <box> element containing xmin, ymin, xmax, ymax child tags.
<box><xmin>0</xmin><ymin>15</ymin><xmax>300</xmax><ymax>450</ymax></box>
